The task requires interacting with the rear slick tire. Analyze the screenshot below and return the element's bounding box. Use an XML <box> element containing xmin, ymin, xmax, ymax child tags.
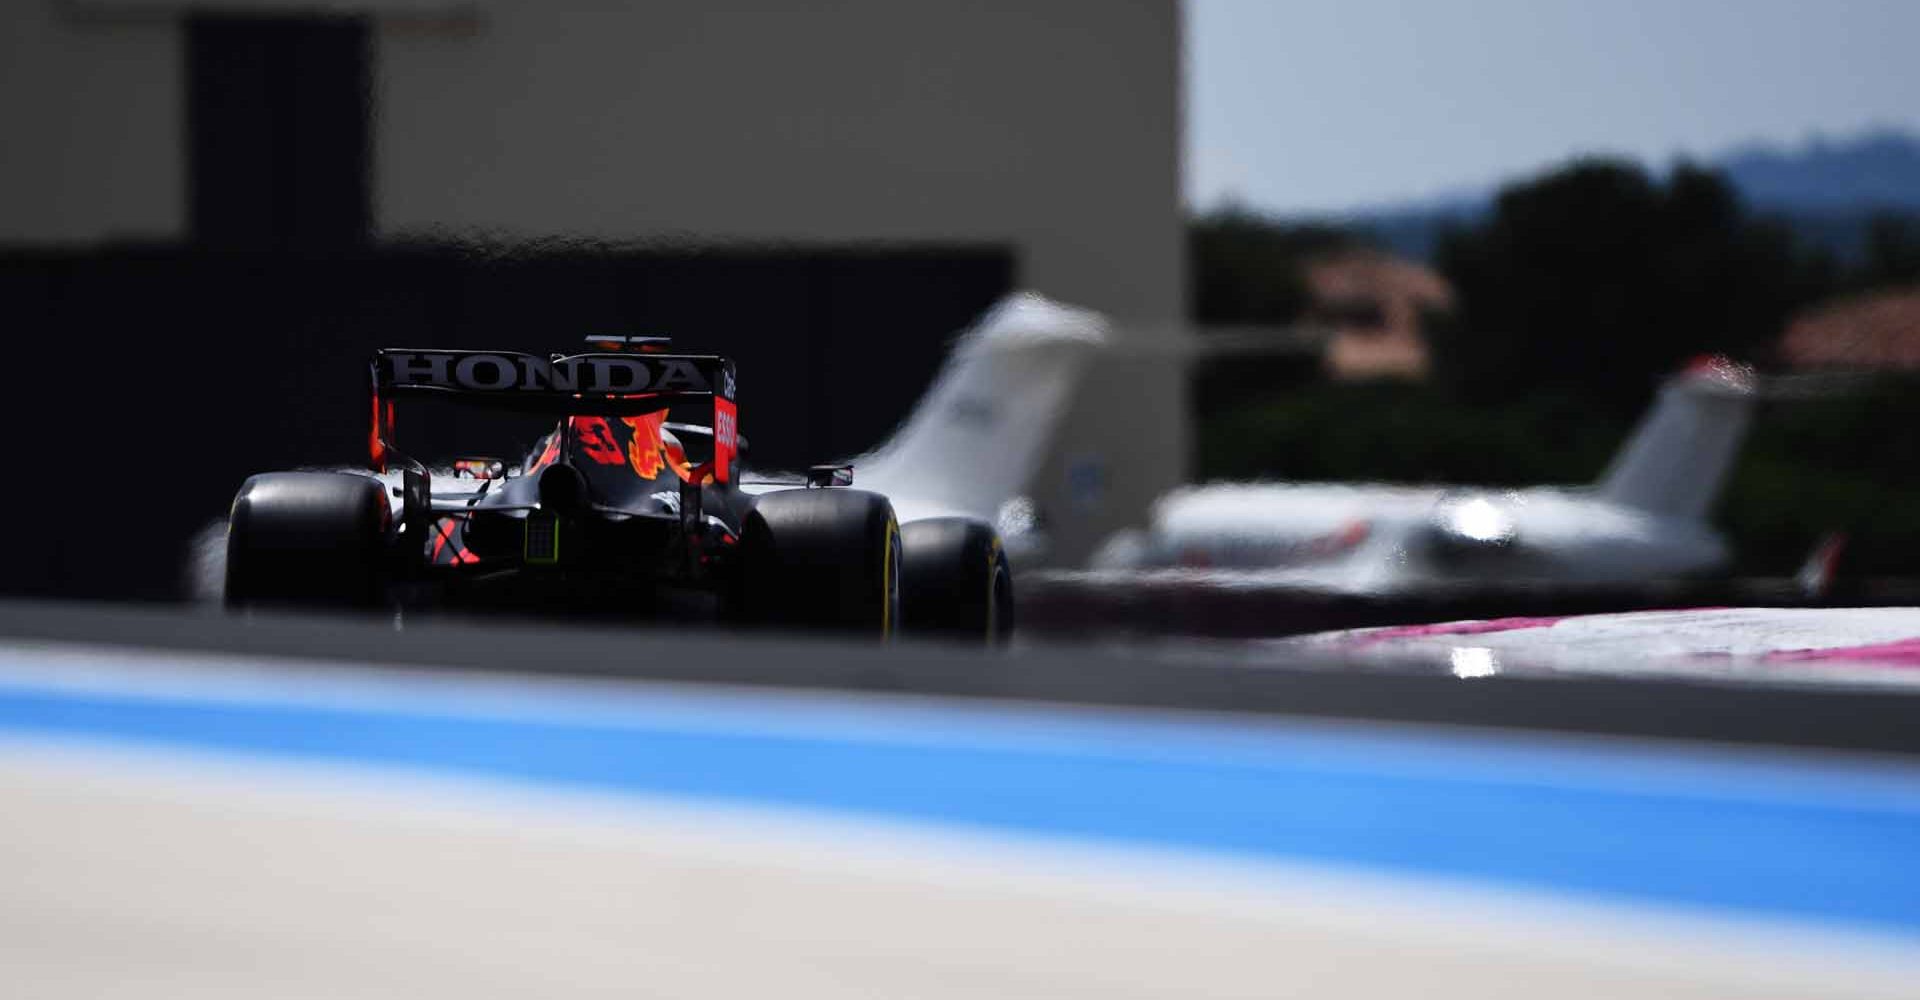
<box><xmin>225</xmin><ymin>472</ymin><xmax>392</xmax><ymax>610</ymax></box>
<box><xmin>900</xmin><ymin>517</ymin><xmax>1013</xmax><ymax>645</ymax></box>
<box><xmin>739</xmin><ymin>489</ymin><xmax>901</xmax><ymax>637</ymax></box>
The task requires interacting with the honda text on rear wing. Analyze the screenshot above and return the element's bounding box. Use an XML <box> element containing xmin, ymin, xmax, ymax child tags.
<box><xmin>368</xmin><ymin>348</ymin><xmax>741</xmax><ymax>486</ymax></box>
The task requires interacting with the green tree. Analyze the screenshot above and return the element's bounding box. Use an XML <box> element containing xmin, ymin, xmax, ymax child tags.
<box><xmin>1431</xmin><ymin>160</ymin><xmax>1830</xmax><ymax>409</ymax></box>
<box><xmin>1852</xmin><ymin>212</ymin><xmax>1920</xmax><ymax>290</ymax></box>
<box><xmin>1188</xmin><ymin>207</ymin><xmax>1360</xmax><ymax>325</ymax></box>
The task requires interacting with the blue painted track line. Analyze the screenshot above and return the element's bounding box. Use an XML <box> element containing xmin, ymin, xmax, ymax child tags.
<box><xmin>1</xmin><ymin>648</ymin><xmax>1918</xmax><ymax>938</ymax></box>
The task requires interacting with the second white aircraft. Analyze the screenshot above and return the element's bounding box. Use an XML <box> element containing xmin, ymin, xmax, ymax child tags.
<box><xmin>1091</xmin><ymin>358</ymin><xmax>1761</xmax><ymax>595</ymax></box>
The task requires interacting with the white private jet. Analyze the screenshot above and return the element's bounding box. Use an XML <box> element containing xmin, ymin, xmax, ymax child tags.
<box><xmin>1090</xmin><ymin>358</ymin><xmax>1763</xmax><ymax>595</ymax></box>
<box><xmin>855</xmin><ymin>292</ymin><xmax>1106</xmax><ymax>536</ymax></box>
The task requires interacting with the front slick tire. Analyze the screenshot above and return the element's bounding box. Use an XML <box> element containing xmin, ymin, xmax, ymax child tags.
<box><xmin>900</xmin><ymin>517</ymin><xmax>1013</xmax><ymax>645</ymax></box>
<box><xmin>740</xmin><ymin>489</ymin><xmax>901</xmax><ymax>637</ymax></box>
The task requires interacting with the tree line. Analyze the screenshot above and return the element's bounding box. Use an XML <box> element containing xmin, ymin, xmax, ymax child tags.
<box><xmin>1189</xmin><ymin>158</ymin><xmax>1920</xmax><ymax>575</ymax></box>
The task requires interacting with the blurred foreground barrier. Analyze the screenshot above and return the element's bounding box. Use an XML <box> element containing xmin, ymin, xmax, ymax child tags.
<box><xmin>2</xmin><ymin>598</ymin><xmax>1920</xmax><ymax>754</ymax></box>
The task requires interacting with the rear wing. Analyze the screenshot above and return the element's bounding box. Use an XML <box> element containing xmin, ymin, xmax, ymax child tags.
<box><xmin>369</xmin><ymin>348</ymin><xmax>739</xmax><ymax>484</ymax></box>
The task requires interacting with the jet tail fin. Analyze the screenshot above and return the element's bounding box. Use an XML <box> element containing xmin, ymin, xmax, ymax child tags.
<box><xmin>854</xmin><ymin>293</ymin><xmax>1108</xmax><ymax>524</ymax></box>
<box><xmin>1796</xmin><ymin>531</ymin><xmax>1849</xmax><ymax>599</ymax></box>
<box><xmin>1594</xmin><ymin>357</ymin><xmax>1759</xmax><ymax>520</ymax></box>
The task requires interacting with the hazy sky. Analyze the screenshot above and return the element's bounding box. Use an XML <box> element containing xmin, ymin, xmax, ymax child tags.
<box><xmin>1188</xmin><ymin>0</ymin><xmax>1920</xmax><ymax>214</ymax></box>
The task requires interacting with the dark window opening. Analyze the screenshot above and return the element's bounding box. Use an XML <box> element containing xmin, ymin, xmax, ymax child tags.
<box><xmin>187</xmin><ymin>14</ymin><xmax>371</xmax><ymax>250</ymax></box>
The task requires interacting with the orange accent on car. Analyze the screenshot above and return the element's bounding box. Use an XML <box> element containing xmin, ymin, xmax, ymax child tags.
<box><xmin>369</xmin><ymin>391</ymin><xmax>387</xmax><ymax>470</ymax></box>
<box><xmin>429</xmin><ymin>517</ymin><xmax>483</xmax><ymax>566</ymax></box>
<box><xmin>430</xmin><ymin>518</ymin><xmax>456</xmax><ymax>561</ymax></box>
<box><xmin>571</xmin><ymin>416</ymin><xmax>625</xmax><ymax>465</ymax></box>
<box><xmin>622</xmin><ymin>411</ymin><xmax>668</xmax><ymax>479</ymax></box>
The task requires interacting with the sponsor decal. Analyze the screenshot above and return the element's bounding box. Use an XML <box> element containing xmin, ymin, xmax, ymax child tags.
<box><xmin>1066</xmin><ymin>454</ymin><xmax>1107</xmax><ymax>513</ymax></box>
<box><xmin>384</xmin><ymin>352</ymin><xmax>713</xmax><ymax>395</ymax></box>
<box><xmin>948</xmin><ymin>396</ymin><xmax>995</xmax><ymax>427</ymax></box>
<box><xmin>563</xmin><ymin>411</ymin><xmax>695</xmax><ymax>482</ymax></box>
<box><xmin>713</xmin><ymin>397</ymin><xmax>738</xmax><ymax>484</ymax></box>
<box><xmin>570</xmin><ymin>416</ymin><xmax>625</xmax><ymax>465</ymax></box>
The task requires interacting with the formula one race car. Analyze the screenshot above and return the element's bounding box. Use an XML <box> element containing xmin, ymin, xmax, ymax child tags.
<box><xmin>223</xmin><ymin>339</ymin><xmax>1012</xmax><ymax>641</ymax></box>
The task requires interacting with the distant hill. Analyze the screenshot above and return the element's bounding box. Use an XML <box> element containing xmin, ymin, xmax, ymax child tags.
<box><xmin>1719</xmin><ymin>130</ymin><xmax>1920</xmax><ymax>210</ymax></box>
<box><xmin>1323</xmin><ymin>130</ymin><xmax>1920</xmax><ymax>261</ymax></box>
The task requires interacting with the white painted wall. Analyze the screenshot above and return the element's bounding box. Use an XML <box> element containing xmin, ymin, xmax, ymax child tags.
<box><xmin>376</xmin><ymin>1</ymin><xmax>1182</xmax><ymax>327</ymax></box>
<box><xmin>0</xmin><ymin>4</ymin><xmax>183</xmax><ymax>243</ymax></box>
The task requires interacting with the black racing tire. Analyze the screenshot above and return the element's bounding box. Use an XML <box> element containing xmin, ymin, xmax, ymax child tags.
<box><xmin>738</xmin><ymin>489</ymin><xmax>900</xmax><ymax>636</ymax></box>
<box><xmin>225</xmin><ymin>472</ymin><xmax>392</xmax><ymax>609</ymax></box>
<box><xmin>900</xmin><ymin>517</ymin><xmax>1013</xmax><ymax>645</ymax></box>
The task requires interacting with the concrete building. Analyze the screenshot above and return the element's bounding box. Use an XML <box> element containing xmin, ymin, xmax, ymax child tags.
<box><xmin>1310</xmin><ymin>250</ymin><xmax>1452</xmax><ymax>381</ymax></box>
<box><xmin>1779</xmin><ymin>286</ymin><xmax>1920</xmax><ymax>371</ymax></box>
<box><xmin>3</xmin><ymin>0</ymin><xmax>1187</xmax><ymax>570</ymax></box>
